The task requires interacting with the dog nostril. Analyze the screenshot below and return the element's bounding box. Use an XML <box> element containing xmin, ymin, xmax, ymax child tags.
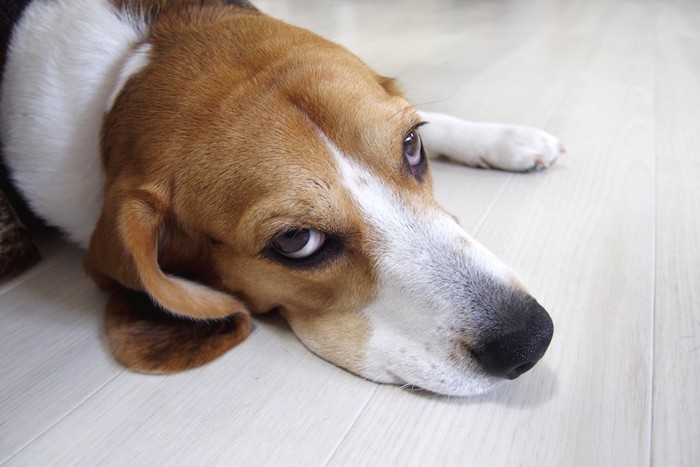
<box><xmin>507</xmin><ymin>361</ymin><xmax>537</xmax><ymax>380</ymax></box>
<box><xmin>471</xmin><ymin>299</ymin><xmax>554</xmax><ymax>379</ymax></box>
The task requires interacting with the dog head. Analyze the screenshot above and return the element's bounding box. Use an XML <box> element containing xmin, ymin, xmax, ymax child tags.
<box><xmin>86</xmin><ymin>7</ymin><xmax>553</xmax><ymax>396</ymax></box>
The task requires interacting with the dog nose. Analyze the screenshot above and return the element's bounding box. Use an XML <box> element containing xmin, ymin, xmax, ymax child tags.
<box><xmin>472</xmin><ymin>299</ymin><xmax>554</xmax><ymax>379</ymax></box>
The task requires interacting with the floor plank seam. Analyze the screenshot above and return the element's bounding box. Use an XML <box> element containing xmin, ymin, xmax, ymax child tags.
<box><xmin>649</xmin><ymin>5</ymin><xmax>660</xmax><ymax>463</ymax></box>
<box><xmin>321</xmin><ymin>385</ymin><xmax>378</xmax><ymax>466</ymax></box>
<box><xmin>1</xmin><ymin>371</ymin><xmax>125</xmax><ymax>465</ymax></box>
<box><xmin>539</xmin><ymin>17</ymin><xmax>606</xmax><ymax>132</ymax></box>
<box><xmin>472</xmin><ymin>174</ymin><xmax>514</xmax><ymax>236</ymax></box>
<box><xmin>0</xmin><ymin>248</ymin><xmax>74</xmax><ymax>297</ymax></box>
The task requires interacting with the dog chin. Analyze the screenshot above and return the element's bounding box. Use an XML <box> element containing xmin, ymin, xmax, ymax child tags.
<box><xmin>363</xmin><ymin>366</ymin><xmax>503</xmax><ymax>397</ymax></box>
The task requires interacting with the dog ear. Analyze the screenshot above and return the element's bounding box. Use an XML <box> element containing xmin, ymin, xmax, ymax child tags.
<box><xmin>105</xmin><ymin>288</ymin><xmax>251</xmax><ymax>373</ymax></box>
<box><xmin>85</xmin><ymin>184</ymin><xmax>249</xmax><ymax>321</ymax></box>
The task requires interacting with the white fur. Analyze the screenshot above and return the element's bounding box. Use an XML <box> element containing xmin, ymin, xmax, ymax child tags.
<box><xmin>329</xmin><ymin>140</ymin><xmax>519</xmax><ymax>396</ymax></box>
<box><xmin>418</xmin><ymin>111</ymin><xmax>563</xmax><ymax>171</ymax></box>
<box><xmin>0</xmin><ymin>0</ymin><xmax>147</xmax><ymax>247</ymax></box>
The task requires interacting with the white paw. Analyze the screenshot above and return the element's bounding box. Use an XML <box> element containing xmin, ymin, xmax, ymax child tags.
<box><xmin>482</xmin><ymin>126</ymin><xmax>564</xmax><ymax>172</ymax></box>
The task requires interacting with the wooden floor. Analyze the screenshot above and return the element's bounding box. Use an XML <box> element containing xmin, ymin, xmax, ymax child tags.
<box><xmin>1</xmin><ymin>0</ymin><xmax>699</xmax><ymax>465</ymax></box>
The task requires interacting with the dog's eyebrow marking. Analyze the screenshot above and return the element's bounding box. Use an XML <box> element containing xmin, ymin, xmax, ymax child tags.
<box><xmin>325</xmin><ymin>136</ymin><xmax>466</xmax><ymax>272</ymax></box>
<box><xmin>388</xmin><ymin>104</ymin><xmax>422</xmax><ymax>124</ymax></box>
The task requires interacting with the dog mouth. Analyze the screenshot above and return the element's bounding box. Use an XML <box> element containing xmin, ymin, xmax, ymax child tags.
<box><xmin>371</xmin><ymin>298</ymin><xmax>554</xmax><ymax>396</ymax></box>
<box><xmin>384</xmin><ymin>365</ymin><xmax>504</xmax><ymax>397</ymax></box>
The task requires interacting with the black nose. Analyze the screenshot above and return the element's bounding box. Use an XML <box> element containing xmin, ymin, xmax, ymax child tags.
<box><xmin>471</xmin><ymin>299</ymin><xmax>553</xmax><ymax>379</ymax></box>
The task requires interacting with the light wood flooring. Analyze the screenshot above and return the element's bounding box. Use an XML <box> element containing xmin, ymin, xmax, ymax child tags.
<box><xmin>1</xmin><ymin>0</ymin><xmax>699</xmax><ymax>465</ymax></box>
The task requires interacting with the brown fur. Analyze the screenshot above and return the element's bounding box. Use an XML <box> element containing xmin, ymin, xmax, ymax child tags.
<box><xmin>85</xmin><ymin>3</ymin><xmax>430</xmax><ymax>373</ymax></box>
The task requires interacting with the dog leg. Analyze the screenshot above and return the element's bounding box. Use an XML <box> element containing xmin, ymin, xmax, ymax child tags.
<box><xmin>418</xmin><ymin>111</ymin><xmax>563</xmax><ymax>172</ymax></box>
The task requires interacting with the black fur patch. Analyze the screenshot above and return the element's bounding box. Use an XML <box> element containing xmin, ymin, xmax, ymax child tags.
<box><xmin>222</xmin><ymin>0</ymin><xmax>258</xmax><ymax>11</ymax></box>
<box><xmin>1</xmin><ymin>0</ymin><xmax>47</xmax><ymax>229</ymax></box>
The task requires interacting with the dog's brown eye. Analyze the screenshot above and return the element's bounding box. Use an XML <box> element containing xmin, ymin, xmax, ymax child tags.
<box><xmin>272</xmin><ymin>229</ymin><xmax>326</xmax><ymax>259</ymax></box>
<box><xmin>404</xmin><ymin>130</ymin><xmax>423</xmax><ymax>166</ymax></box>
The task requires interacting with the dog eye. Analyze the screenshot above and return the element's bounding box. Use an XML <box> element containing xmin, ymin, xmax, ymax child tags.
<box><xmin>272</xmin><ymin>229</ymin><xmax>326</xmax><ymax>259</ymax></box>
<box><xmin>404</xmin><ymin>130</ymin><xmax>423</xmax><ymax>166</ymax></box>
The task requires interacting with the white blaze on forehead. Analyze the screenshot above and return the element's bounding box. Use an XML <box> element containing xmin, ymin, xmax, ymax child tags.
<box><xmin>327</xmin><ymin>140</ymin><xmax>516</xmax><ymax>395</ymax></box>
<box><xmin>327</xmin><ymin>140</ymin><xmax>512</xmax><ymax>304</ymax></box>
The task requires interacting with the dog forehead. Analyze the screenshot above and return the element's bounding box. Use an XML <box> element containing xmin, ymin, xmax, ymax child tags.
<box><xmin>235</xmin><ymin>101</ymin><xmax>430</xmax><ymax>257</ymax></box>
<box><xmin>216</xmin><ymin>87</ymin><xmax>410</xmax><ymax>208</ymax></box>
<box><xmin>285</xmin><ymin>79</ymin><xmax>419</xmax><ymax>170</ymax></box>
<box><xmin>222</xmin><ymin>130</ymin><xmax>358</xmax><ymax>242</ymax></box>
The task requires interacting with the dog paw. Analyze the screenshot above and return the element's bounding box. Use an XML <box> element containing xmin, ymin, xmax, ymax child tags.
<box><xmin>483</xmin><ymin>126</ymin><xmax>564</xmax><ymax>172</ymax></box>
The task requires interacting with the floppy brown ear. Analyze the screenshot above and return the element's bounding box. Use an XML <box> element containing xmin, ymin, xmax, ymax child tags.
<box><xmin>85</xmin><ymin>184</ymin><xmax>248</xmax><ymax>320</ymax></box>
<box><xmin>105</xmin><ymin>288</ymin><xmax>251</xmax><ymax>373</ymax></box>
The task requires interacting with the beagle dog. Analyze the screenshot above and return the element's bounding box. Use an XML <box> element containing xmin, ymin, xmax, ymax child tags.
<box><xmin>0</xmin><ymin>0</ymin><xmax>559</xmax><ymax>396</ymax></box>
